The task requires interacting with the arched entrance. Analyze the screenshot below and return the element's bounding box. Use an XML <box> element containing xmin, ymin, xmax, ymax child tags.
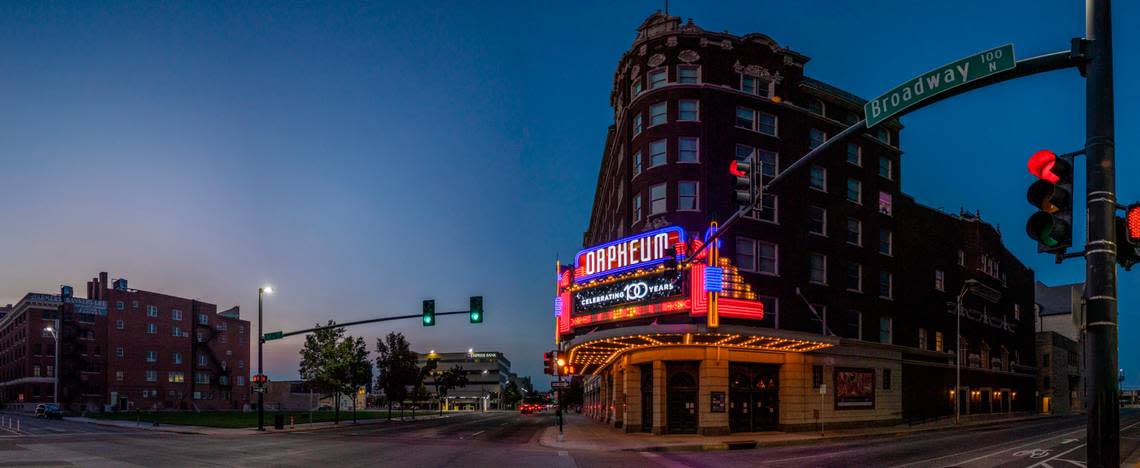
<box><xmin>666</xmin><ymin>363</ymin><xmax>699</xmax><ymax>434</ymax></box>
<box><xmin>729</xmin><ymin>363</ymin><xmax>779</xmax><ymax>432</ymax></box>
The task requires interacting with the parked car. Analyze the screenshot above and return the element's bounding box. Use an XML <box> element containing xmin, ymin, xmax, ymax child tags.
<box><xmin>519</xmin><ymin>403</ymin><xmax>534</xmax><ymax>415</ymax></box>
<box><xmin>35</xmin><ymin>404</ymin><xmax>62</xmax><ymax>419</ymax></box>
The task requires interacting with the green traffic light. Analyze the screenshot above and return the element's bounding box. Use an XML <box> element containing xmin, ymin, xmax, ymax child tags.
<box><xmin>422</xmin><ymin>299</ymin><xmax>435</xmax><ymax>327</ymax></box>
<box><xmin>469</xmin><ymin>296</ymin><xmax>483</xmax><ymax>324</ymax></box>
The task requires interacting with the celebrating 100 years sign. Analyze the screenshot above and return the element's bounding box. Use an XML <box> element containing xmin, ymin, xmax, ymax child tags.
<box><xmin>572</xmin><ymin>272</ymin><xmax>684</xmax><ymax>316</ymax></box>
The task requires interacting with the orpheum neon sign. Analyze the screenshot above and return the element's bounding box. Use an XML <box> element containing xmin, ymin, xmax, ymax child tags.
<box><xmin>574</xmin><ymin>226</ymin><xmax>685</xmax><ymax>282</ymax></box>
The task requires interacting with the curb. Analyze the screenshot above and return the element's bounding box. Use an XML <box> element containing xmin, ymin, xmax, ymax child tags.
<box><xmin>71</xmin><ymin>418</ymin><xmax>208</xmax><ymax>435</ymax></box>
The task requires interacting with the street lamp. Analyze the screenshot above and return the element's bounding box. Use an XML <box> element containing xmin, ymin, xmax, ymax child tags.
<box><xmin>43</xmin><ymin>325</ymin><xmax>59</xmax><ymax>406</ymax></box>
<box><xmin>482</xmin><ymin>369</ymin><xmax>489</xmax><ymax>412</ymax></box>
<box><xmin>257</xmin><ymin>286</ymin><xmax>272</xmax><ymax>432</ymax></box>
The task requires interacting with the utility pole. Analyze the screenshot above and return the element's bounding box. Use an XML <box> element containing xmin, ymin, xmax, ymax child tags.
<box><xmin>1084</xmin><ymin>0</ymin><xmax>1118</xmax><ymax>466</ymax></box>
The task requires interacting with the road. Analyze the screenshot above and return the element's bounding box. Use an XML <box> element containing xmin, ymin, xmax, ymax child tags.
<box><xmin>0</xmin><ymin>409</ymin><xmax>1136</xmax><ymax>467</ymax></box>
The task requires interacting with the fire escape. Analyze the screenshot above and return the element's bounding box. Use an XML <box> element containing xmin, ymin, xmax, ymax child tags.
<box><xmin>188</xmin><ymin>300</ymin><xmax>233</xmax><ymax>407</ymax></box>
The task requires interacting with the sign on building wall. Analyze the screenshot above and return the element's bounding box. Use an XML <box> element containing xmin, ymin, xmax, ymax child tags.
<box><xmin>573</xmin><ymin>226</ymin><xmax>685</xmax><ymax>282</ymax></box>
<box><xmin>25</xmin><ymin>294</ymin><xmax>108</xmax><ymax>316</ymax></box>
<box><xmin>834</xmin><ymin>368</ymin><xmax>875</xmax><ymax>410</ymax></box>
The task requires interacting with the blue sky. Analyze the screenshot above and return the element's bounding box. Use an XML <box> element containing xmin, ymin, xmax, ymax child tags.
<box><xmin>0</xmin><ymin>1</ymin><xmax>1136</xmax><ymax>389</ymax></box>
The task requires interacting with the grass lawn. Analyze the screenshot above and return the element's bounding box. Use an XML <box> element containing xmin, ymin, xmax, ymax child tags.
<box><xmin>87</xmin><ymin>409</ymin><xmax>439</xmax><ymax>428</ymax></box>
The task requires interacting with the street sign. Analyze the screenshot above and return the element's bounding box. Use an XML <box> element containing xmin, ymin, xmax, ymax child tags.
<box><xmin>864</xmin><ymin>44</ymin><xmax>1016</xmax><ymax>128</ymax></box>
<box><xmin>551</xmin><ymin>381</ymin><xmax>570</xmax><ymax>389</ymax></box>
<box><xmin>263</xmin><ymin>331</ymin><xmax>284</xmax><ymax>341</ymax></box>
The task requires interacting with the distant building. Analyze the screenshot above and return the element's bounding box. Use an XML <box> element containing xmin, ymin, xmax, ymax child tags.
<box><xmin>1035</xmin><ymin>281</ymin><xmax>1086</xmax><ymax>414</ymax></box>
<box><xmin>0</xmin><ymin>272</ymin><xmax>250</xmax><ymax>412</ymax></box>
<box><xmin>418</xmin><ymin>351</ymin><xmax>510</xmax><ymax>410</ymax></box>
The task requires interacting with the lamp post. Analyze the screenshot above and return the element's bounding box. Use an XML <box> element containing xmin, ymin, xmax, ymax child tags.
<box><xmin>43</xmin><ymin>324</ymin><xmax>59</xmax><ymax>406</ymax></box>
<box><xmin>481</xmin><ymin>369</ymin><xmax>489</xmax><ymax>412</ymax></box>
<box><xmin>257</xmin><ymin>286</ymin><xmax>272</xmax><ymax>432</ymax></box>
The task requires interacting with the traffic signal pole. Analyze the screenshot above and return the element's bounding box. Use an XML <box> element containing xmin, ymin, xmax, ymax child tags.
<box><xmin>1084</xmin><ymin>0</ymin><xmax>1118</xmax><ymax>465</ymax></box>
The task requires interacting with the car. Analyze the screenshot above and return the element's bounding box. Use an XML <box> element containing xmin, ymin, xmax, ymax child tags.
<box><xmin>34</xmin><ymin>404</ymin><xmax>62</xmax><ymax>419</ymax></box>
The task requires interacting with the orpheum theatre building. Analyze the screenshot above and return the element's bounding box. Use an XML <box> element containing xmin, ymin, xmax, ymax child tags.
<box><xmin>554</xmin><ymin>13</ymin><xmax>1038</xmax><ymax>435</ymax></box>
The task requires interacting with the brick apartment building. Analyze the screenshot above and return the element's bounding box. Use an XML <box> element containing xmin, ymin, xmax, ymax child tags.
<box><xmin>0</xmin><ymin>272</ymin><xmax>250</xmax><ymax>412</ymax></box>
<box><xmin>558</xmin><ymin>12</ymin><xmax>1037</xmax><ymax>435</ymax></box>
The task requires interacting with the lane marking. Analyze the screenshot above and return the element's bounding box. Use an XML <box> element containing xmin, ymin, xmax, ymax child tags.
<box><xmin>1030</xmin><ymin>443</ymin><xmax>1085</xmax><ymax>468</ymax></box>
<box><xmin>471</xmin><ymin>430</ymin><xmax>485</xmax><ymax>437</ymax></box>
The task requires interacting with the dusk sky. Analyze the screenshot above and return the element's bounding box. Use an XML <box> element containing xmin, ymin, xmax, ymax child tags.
<box><xmin>1</xmin><ymin>1</ymin><xmax>1136</xmax><ymax>390</ymax></box>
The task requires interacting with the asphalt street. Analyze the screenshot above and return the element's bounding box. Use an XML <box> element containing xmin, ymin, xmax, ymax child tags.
<box><xmin>0</xmin><ymin>409</ymin><xmax>1136</xmax><ymax>467</ymax></box>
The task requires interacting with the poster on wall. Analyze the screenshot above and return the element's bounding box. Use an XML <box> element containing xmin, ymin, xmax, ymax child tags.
<box><xmin>710</xmin><ymin>391</ymin><xmax>726</xmax><ymax>413</ymax></box>
<box><xmin>834</xmin><ymin>368</ymin><xmax>875</xmax><ymax>410</ymax></box>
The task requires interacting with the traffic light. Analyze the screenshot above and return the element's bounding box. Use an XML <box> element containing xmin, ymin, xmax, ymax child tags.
<box><xmin>469</xmin><ymin>296</ymin><xmax>483</xmax><ymax>324</ymax></box>
<box><xmin>1116</xmin><ymin>204</ymin><xmax>1140</xmax><ymax>270</ymax></box>
<box><xmin>543</xmin><ymin>352</ymin><xmax>554</xmax><ymax>375</ymax></box>
<box><xmin>1026</xmin><ymin>150</ymin><xmax>1074</xmax><ymax>253</ymax></box>
<box><xmin>251</xmin><ymin>374</ymin><xmax>268</xmax><ymax>386</ymax></box>
<box><xmin>422</xmin><ymin>299</ymin><xmax>435</xmax><ymax>326</ymax></box>
<box><xmin>730</xmin><ymin>159</ymin><xmax>755</xmax><ymax>206</ymax></box>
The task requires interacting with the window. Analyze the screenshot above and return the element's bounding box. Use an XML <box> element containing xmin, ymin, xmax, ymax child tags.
<box><xmin>808</xmin><ymin>253</ymin><xmax>827</xmax><ymax>284</ymax></box>
<box><xmin>741</xmin><ymin>75</ymin><xmax>771</xmax><ymax>97</ymax></box>
<box><xmin>757</xmin><ymin>241</ymin><xmax>777</xmax><ymax>275</ymax></box>
<box><xmin>173</xmin><ymin>352</ymin><xmax>183</xmax><ymax>365</ymax></box>
<box><xmin>678</xmin><ymin>99</ymin><xmax>698</xmax><ymax>121</ymax></box>
<box><xmin>146</xmin><ymin>323</ymin><xmax>157</xmax><ymax>334</ymax></box>
<box><xmin>845</xmin><ymin>262</ymin><xmax>862</xmax><ymax>292</ymax></box>
<box><xmin>1042</xmin><ymin>353</ymin><xmax>1050</xmax><ymax>367</ymax></box>
<box><xmin>957</xmin><ymin>250</ymin><xmax>965</xmax><ymax>266</ymax></box>
<box><xmin>171</xmin><ymin>309</ymin><xmax>182</xmax><ymax>321</ymax></box>
<box><xmin>758</xmin><ymin>150</ymin><xmax>778</xmax><ymax>177</ymax></box>
<box><xmin>846</xmin><ymin>178</ymin><xmax>862</xmax><ymax>204</ymax></box>
<box><xmin>807</xmin><ymin>206</ymin><xmax>826</xmax><ymax>236</ymax></box>
<box><xmin>216</xmin><ymin>321</ymin><xmax>227</xmax><ymax>331</ymax></box>
<box><xmin>650</xmin><ymin>183</ymin><xmax>667</xmax><ymax>215</ymax></box>
<box><xmin>935</xmin><ymin>331</ymin><xmax>944</xmax><ymax>352</ymax></box>
<box><xmin>809</xmin><ymin>166</ymin><xmax>826</xmax><ymax>191</ymax></box>
<box><xmin>146</xmin><ymin>370</ymin><xmax>157</xmax><ymax>382</ymax></box>
<box><xmin>169</xmin><ymin>371</ymin><xmax>185</xmax><ymax>383</ymax></box>
<box><xmin>116</xmin><ymin>347</ymin><xmax>124</xmax><ymax>358</ymax></box>
<box><xmin>678</xmin><ymin>65</ymin><xmax>699</xmax><ymax>84</ymax></box>
<box><xmin>648</xmin><ymin>68</ymin><xmax>667</xmax><ymax>89</ymax></box>
<box><xmin>875</xmin><ymin>127</ymin><xmax>891</xmax><ymax>145</ymax></box>
<box><xmin>46</xmin><ymin>365</ymin><xmax>54</xmax><ymax>377</ymax></box>
<box><xmin>198</xmin><ymin>354</ymin><xmax>207</xmax><ymax>367</ymax></box>
<box><xmin>198</xmin><ymin>313</ymin><xmax>209</xmax><ymax>325</ymax></box>
<box><xmin>736</xmin><ymin>237</ymin><xmax>756</xmax><ymax>272</ymax></box>
<box><xmin>735</xmin><ymin>107</ymin><xmax>777</xmax><ymax>135</ymax></box>
<box><xmin>846</xmin><ymin>218</ymin><xmax>861</xmax><ymax>246</ymax></box>
<box><xmin>918</xmin><ymin>328</ymin><xmax>928</xmax><ymax>350</ymax></box>
<box><xmin>146</xmin><ymin>350</ymin><xmax>157</xmax><ymax>363</ymax></box>
<box><xmin>879</xmin><ymin>317</ymin><xmax>893</xmax><ymax>344</ymax></box>
<box><xmin>812</xmin><ymin>365</ymin><xmax>823</xmax><ymax>388</ymax></box>
<box><xmin>677</xmin><ymin>181</ymin><xmax>698</xmax><ymax>211</ymax></box>
<box><xmin>172</xmin><ymin>326</ymin><xmax>182</xmax><ymax>337</ymax></box>
<box><xmin>650</xmin><ymin>102</ymin><xmax>667</xmax><ymax>126</ymax></box>
<box><xmin>808</xmin><ymin>98</ymin><xmax>824</xmax><ymax>115</ymax></box>
<box><xmin>33</xmin><ymin>365</ymin><xmax>40</xmax><ymax>377</ymax></box>
<box><xmin>132</xmin><ymin>300</ymin><xmax>138</xmax><ymax>309</ymax></box>
<box><xmin>678</xmin><ymin>137</ymin><xmax>699</xmax><ymax>162</ymax></box>
<box><xmin>196</xmin><ymin>373</ymin><xmax>210</xmax><ymax>385</ymax></box>
<box><xmin>147</xmin><ymin>305</ymin><xmax>158</xmax><ymax>317</ymax></box>
<box><xmin>237</xmin><ymin>376</ymin><xmax>246</xmax><ymax>386</ymax></box>
<box><xmin>810</xmin><ymin>304</ymin><xmax>827</xmax><ymax>335</ymax></box>
<box><xmin>883</xmin><ymin>369</ymin><xmax>892</xmax><ymax>390</ymax></box>
<box><xmin>238</xmin><ymin>360</ymin><xmax>245</xmax><ymax>369</ymax></box>
<box><xmin>879</xmin><ymin>155</ymin><xmax>893</xmax><ymax>179</ymax></box>
<box><xmin>632</xmin><ymin>151</ymin><xmax>642</xmax><ymax>177</ymax></box>
<box><xmin>632</xmin><ymin>77</ymin><xmax>642</xmax><ymax>96</ymax></box>
<box><xmin>649</xmin><ymin>139</ymin><xmax>667</xmax><ymax>167</ymax></box>
<box><xmin>809</xmin><ymin>128</ymin><xmax>826</xmax><ymax>149</ymax></box>
<box><xmin>879</xmin><ymin>229</ymin><xmax>893</xmax><ymax>256</ymax></box>
<box><xmin>632</xmin><ymin>193</ymin><xmax>642</xmax><ymax>221</ymax></box>
<box><xmin>756</xmin><ymin>194</ymin><xmax>777</xmax><ymax>223</ymax></box>
<box><xmin>847</xmin><ymin>311</ymin><xmax>862</xmax><ymax>340</ymax></box>
<box><xmin>846</xmin><ymin>144</ymin><xmax>862</xmax><ymax>166</ymax></box>
<box><xmin>878</xmin><ymin>191</ymin><xmax>893</xmax><ymax>215</ymax></box>
<box><xmin>633</xmin><ymin>113</ymin><xmax>643</xmax><ymax>135</ymax></box>
<box><xmin>1014</xmin><ymin>304</ymin><xmax>1021</xmax><ymax>320</ymax></box>
<box><xmin>116</xmin><ymin>371</ymin><xmax>124</xmax><ymax>382</ymax></box>
<box><xmin>935</xmin><ymin>270</ymin><xmax>945</xmax><ymax>291</ymax></box>
<box><xmin>115</xmin><ymin>319</ymin><xmax>124</xmax><ymax>330</ymax></box>
<box><xmin>116</xmin><ymin>301</ymin><xmax>124</xmax><ymax>310</ymax></box>
<box><xmin>879</xmin><ymin>271</ymin><xmax>894</xmax><ymax>299</ymax></box>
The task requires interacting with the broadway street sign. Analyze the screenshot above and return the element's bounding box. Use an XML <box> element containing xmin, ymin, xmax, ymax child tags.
<box><xmin>864</xmin><ymin>44</ymin><xmax>1015</xmax><ymax>128</ymax></box>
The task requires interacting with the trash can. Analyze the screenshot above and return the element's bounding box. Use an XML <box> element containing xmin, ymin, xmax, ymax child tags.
<box><xmin>274</xmin><ymin>414</ymin><xmax>285</xmax><ymax>430</ymax></box>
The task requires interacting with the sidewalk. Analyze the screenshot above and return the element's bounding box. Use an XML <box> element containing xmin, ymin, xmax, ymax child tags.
<box><xmin>540</xmin><ymin>412</ymin><xmax>1056</xmax><ymax>453</ymax></box>
<box><xmin>68</xmin><ymin>412</ymin><xmax>455</xmax><ymax>436</ymax></box>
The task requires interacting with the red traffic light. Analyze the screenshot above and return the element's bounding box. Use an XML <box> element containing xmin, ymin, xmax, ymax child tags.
<box><xmin>252</xmin><ymin>374</ymin><xmax>268</xmax><ymax>385</ymax></box>
<box><xmin>1027</xmin><ymin>150</ymin><xmax>1071</xmax><ymax>183</ymax></box>
<box><xmin>1127</xmin><ymin>204</ymin><xmax>1140</xmax><ymax>243</ymax></box>
<box><xmin>729</xmin><ymin>160</ymin><xmax>747</xmax><ymax>177</ymax></box>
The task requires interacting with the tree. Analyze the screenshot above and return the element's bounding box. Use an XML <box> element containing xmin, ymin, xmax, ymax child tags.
<box><xmin>502</xmin><ymin>380</ymin><xmax>523</xmax><ymax>409</ymax></box>
<box><xmin>375</xmin><ymin>332</ymin><xmax>419</xmax><ymax>420</ymax></box>
<box><xmin>434</xmin><ymin>365</ymin><xmax>469</xmax><ymax>415</ymax></box>
<box><xmin>298</xmin><ymin>321</ymin><xmax>372</xmax><ymax>424</ymax></box>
